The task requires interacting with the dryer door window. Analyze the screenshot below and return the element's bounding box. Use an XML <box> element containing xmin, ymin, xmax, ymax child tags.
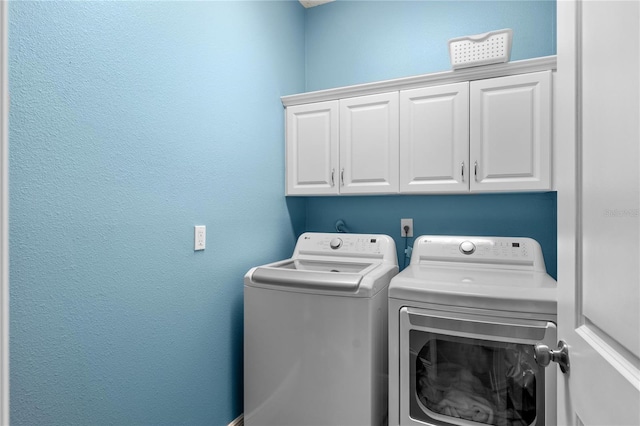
<box><xmin>399</xmin><ymin>307</ymin><xmax>557</xmax><ymax>426</ymax></box>
<box><xmin>411</xmin><ymin>332</ymin><xmax>539</xmax><ymax>425</ymax></box>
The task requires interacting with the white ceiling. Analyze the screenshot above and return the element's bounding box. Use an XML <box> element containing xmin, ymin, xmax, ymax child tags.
<box><xmin>299</xmin><ymin>0</ymin><xmax>335</xmax><ymax>8</ymax></box>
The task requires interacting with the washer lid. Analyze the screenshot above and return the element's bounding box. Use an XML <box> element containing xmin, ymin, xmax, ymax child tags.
<box><xmin>389</xmin><ymin>264</ymin><xmax>556</xmax><ymax>315</ymax></box>
<box><xmin>250</xmin><ymin>259</ymin><xmax>373</xmax><ymax>291</ymax></box>
<box><xmin>245</xmin><ymin>233</ymin><xmax>399</xmax><ymax>297</ymax></box>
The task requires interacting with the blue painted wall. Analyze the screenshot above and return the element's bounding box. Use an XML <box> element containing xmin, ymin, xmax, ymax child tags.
<box><xmin>306</xmin><ymin>193</ymin><xmax>557</xmax><ymax>277</ymax></box>
<box><xmin>9</xmin><ymin>2</ymin><xmax>305</xmax><ymax>425</ymax></box>
<box><xmin>9</xmin><ymin>1</ymin><xmax>557</xmax><ymax>425</ymax></box>
<box><xmin>302</xmin><ymin>0</ymin><xmax>557</xmax><ymax>278</ymax></box>
<box><xmin>304</xmin><ymin>0</ymin><xmax>557</xmax><ymax>91</ymax></box>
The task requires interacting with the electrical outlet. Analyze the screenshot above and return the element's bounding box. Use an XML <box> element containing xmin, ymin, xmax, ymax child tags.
<box><xmin>194</xmin><ymin>225</ymin><xmax>206</xmax><ymax>250</ymax></box>
<box><xmin>401</xmin><ymin>218</ymin><xmax>413</xmax><ymax>237</ymax></box>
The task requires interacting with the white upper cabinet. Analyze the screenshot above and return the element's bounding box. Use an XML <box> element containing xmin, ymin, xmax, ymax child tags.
<box><xmin>339</xmin><ymin>92</ymin><xmax>399</xmax><ymax>194</ymax></box>
<box><xmin>400</xmin><ymin>82</ymin><xmax>470</xmax><ymax>193</ymax></box>
<box><xmin>286</xmin><ymin>93</ymin><xmax>399</xmax><ymax>195</ymax></box>
<box><xmin>470</xmin><ymin>71</ymin><xmax>552</xmax><ymax>191</ymax></box>
<box><xmin>286</xmin><ymin>101</ymin><xmax>339</xmax><ymax>195</ymax></box>
<box><xmin>399</xmin><ymin>72</ymin><xmax>552</xmax><ymax>194</ymax></box>
<box><xmin>282</xmin><ymin>57</ymin><xmax>555</xmax><ymax>196</ymax></box>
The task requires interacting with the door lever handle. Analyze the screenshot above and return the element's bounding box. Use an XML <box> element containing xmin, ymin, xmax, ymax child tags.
<box><xmin>534</xmin><ymin>340</ymin><xmax>570</xmax><ymax>375</ymax></box>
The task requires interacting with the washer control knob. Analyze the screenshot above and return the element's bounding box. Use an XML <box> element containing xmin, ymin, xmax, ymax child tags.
<box><xmin>459</xmin><ymin>241</ymin><xmax>476</xmax><ymax>255</ymax></box>
<box><xmin>330</xmin><ymin>238</ymin><xmax>343</xmax><ymax>250</ymax></box>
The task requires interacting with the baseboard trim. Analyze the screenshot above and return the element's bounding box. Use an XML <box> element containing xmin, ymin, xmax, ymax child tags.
<box><xmin>229</xmin><ymin>413</ymin><xmax>244</xmax><ymax>426</ymax></box>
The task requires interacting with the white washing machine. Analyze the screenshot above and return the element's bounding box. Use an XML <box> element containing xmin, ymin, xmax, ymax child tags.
<box><xmin>388</xmin><ymin>236</ymin><xmax>557</xmax><ymax>426</ymax></box>
<box><xmin>244</xmin><ymin>232</ymin><xmax>398</xmax><ymax>426</ymax></box>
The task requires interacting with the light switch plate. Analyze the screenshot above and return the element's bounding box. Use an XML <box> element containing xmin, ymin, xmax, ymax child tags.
<box><xmin>194</xmin><ymin>226</ymin><xmax>206</xmax><ymax>250</ymax></box>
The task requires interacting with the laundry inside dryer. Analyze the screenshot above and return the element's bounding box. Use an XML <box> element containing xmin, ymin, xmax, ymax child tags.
<box><xmin>412</xmin><ymin>332</ymin><xmax>540</xmax><ymax>426</ymax></box>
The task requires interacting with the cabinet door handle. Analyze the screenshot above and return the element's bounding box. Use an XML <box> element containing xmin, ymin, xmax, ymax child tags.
<box><xmin>341</xmin><ymin>168</ymin><xmax>345</xmax><ymax>186</ymax></box>
<box><xmin>461</xmin><ymin>161</ymin><xmax>465</xmax><ymax>182</ymax></box>
<box><xmin>331</xmin><ymin>169</ymin><xmax>335</xmax><ymax>187</ymax></box>
<box><xmin>474</xmin><ymin>161</ymin><xmax>478</xmax><ymax>182</ymax></box>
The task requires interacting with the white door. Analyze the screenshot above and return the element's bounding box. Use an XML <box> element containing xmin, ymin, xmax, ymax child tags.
<box><xmin>556</xmin><ymin>1</ymin><xmax>640</xmax><ymax>425</ymax></box>
<box><xmin>399</xmin><ymin>83</ymin><xmax>469</xmax><ymax>193</ymax></box>
<box><xmin>339</xmin><ymin>92</ymin><xmax>399</xmax><ymax>194</ymax></box>
<box><xmin>470</xmin><ymin>71</ymin><xmax>552</xmax><ymax>192</ymax></box>
<box><xmin>285</xmin><ymin>101</ymin><xmax>339</xmax><ymax>195</ymax></box>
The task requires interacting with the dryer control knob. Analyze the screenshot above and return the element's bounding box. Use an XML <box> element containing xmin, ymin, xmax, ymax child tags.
<box><xmin>459</xmin><ymin>241</ymin><xmax>476</xmax><ymax>255</ymax></box>
<box><xmin>330</xmin><ymin>238</ymin><xmax>343</xmax><ymax>250</ymax></box>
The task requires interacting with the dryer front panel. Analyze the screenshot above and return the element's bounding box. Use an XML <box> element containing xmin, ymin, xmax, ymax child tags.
<box><xmin>398</xmin><ymin>307</ymin><xmax>557</xmax><ymax>426</ymax></box>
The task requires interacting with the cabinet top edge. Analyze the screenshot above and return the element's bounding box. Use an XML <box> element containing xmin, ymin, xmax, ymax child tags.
<box><xmin>281</xmin><ymin>55</ymin><xmax>557</xmax><ymax>107</ymax></box>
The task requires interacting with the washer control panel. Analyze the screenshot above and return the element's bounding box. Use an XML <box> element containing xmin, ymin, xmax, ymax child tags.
<box><xmin>413</xmin><ymin>236</ymin><xmax>545</xmax><ymax>271</ymax></box>
<box><xmin>314</xmin><ymin>235</ymin><xmax>382</xmax><ymax>254</ymax></box>
<box><xmin>294</xmin><ymin>233</ymin><xmax>397</xmax><ymax>261</ymax></box>
<box><xmin>329</xmin><ymin>238</ymin><xmax>343</xmax><ymax>249</ymax></box>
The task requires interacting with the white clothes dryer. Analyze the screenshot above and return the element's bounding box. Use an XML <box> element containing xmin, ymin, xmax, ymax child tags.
<box><xmin>388</xmin><ymin>236</ymin><xmax>557</xmax><ymax>426</ymax></box>
<box><xmin>244</xmin><ymin>232</ymin><xmax>398</xmax><ymax>426</ymax></box>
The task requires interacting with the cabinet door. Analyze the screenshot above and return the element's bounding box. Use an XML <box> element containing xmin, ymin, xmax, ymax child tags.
<box><xmin>470</xmin><ymin>71</ymin><xmax>552</xmax><ymax>192</ymax></box>
<box><xmin>400</xmin><ymin>83</ymin><xmax>469</xmax><ymax>193</ymax></box>
<box><xmin>286</xmin><ymin>101</ymin><xmax>339</xmax><ymax>195</ymax></box>
<box><xmin>339</xmin><ymin>92</ymin><xmax>399</xmax><ymax>194</ymax></box>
